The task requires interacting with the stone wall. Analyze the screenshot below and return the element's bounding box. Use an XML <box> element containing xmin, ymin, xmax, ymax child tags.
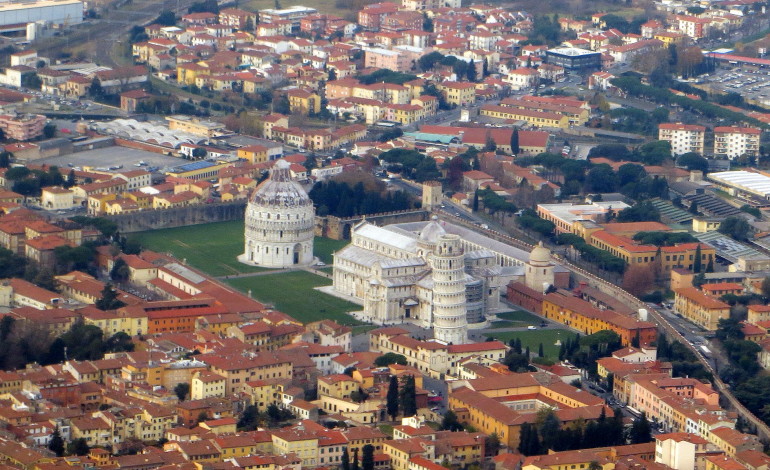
<box><xmin>106</xmin><ymin>201</ymin><xmax>247</xmax><ymax>233</ymax></box>
<box><xmin>314</xmin><ymin>209</ymin><xmax>430</xmax><ymax>240</ymax></box>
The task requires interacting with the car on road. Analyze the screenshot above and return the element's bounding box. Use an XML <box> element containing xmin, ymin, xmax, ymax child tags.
<box><xmin>527</xmin><ymin>325</ymin><xmax>537</xmax><ymax>330</ymax></box>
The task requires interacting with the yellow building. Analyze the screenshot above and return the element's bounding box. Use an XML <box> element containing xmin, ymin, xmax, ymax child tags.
<box><xmin>674</xmin><ymin>287</ymin><xmax>730</xmax><ymax>331</ymax></box>
<box><xmin>341</xmin><ymin>426</ymin><xmax>387</xmax><ymax>454</ymax></box>
<box><xmin>0</xmin><ymin>371</ymin><xmax>22</xmax><ymax>394</ymax></box>
<box><xmin>439</xmin><ymin>81</ymin><xmax>476</xmax><ymax>107</ymax></box>
<box><xmin>213</xmin><ymin>435</ymin><xmax>258</xmax><ymax>459</ymax></box>
<box><xmin>200</xmin><ymin>353</ymin><xmax>293</xmax><ymax>395</ymax></box>
<box><xmin>271</xmin><ymin>429</ymin><xmax>319</xmax><ymax>467</ymax></box>
<box><xmin>191</xmin><ymin>370</ymin><xmax>227</xmax><ymax>400</ymax></box>
<box><xmin>692</xmin><ymin>217</ymin><xmax>722</xmax><ymax>233</ymax></box>
<box><xmin>287</xmin><ymin>89</ymin><xmax>321</xmax><ymax>115</ymax></box>
<box><xmin>480</xmin><ymin>105</ymin><xmax>570</xmax><ymax>129</ymax></box>
<box><xmin>199</xmin><ymin>417</ymin><xmax>238</xmax><ymax>435</ymax></box>
<box><xmin>318</xmin><ymin>374</ymin><xmax>359</xmax><ymax>400</ymax></box>
<box><xmin>70</xmin><ymin>416</ymin><xmax>112</xmax><ymax>447</ymax></box>
<box><xmin>165</xmin><ymin>161</ymin><xmax>232</xmax><ymax>181</ymax></box>
<box><xmin>237</xmin><ymin>144</ymin><xmax>270</xmax><ymax>164</ymax></box>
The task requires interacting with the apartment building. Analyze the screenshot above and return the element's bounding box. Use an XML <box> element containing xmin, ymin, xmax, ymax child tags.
<box><xmin>713</xmin><ymin>127</ymin><xmax>761</xmax><ymax>159</ymax></box>
<box><xmin>658</xmin><ymin>123</ymin><xmax>706</xmax><ymax>156</ymax></box>
<box><xmin>0</xmin><ymin>113</ymin><xmax>46</xmax><ymax>141</ymax></box>
<box><xmin>674</xmin><ymin>287</ymin><xmax>730</xmax><ymax>331</ymax></box>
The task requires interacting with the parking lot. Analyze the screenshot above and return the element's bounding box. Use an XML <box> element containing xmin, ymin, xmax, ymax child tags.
<box><xmin>36</xmin><ymin>146</ymin><xmax>184</xmax><ymax>173</ymax></box>
<box><xmin>704</xmin><ymin>67</ymin><xmax>770</xmax><ymax>105</ymax></box>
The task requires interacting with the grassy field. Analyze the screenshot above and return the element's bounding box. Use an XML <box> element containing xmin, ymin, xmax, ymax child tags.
<box><xmin>496</xmin><ymin>310</ymin><xmax>544</xmax><ymax>324</ymax></box>
<box><xmin>130</xmin><ymin>221</ymin><xmax>346</xmax><ymax>277</ymax></box>
<box><xmin>485</xmin><ymin>329</ymin><xmax>578</xmax><ymax>359</ymax></box>
<box><xmin>130</xmin><ymin>220</ymin><xmax>269</xmax><ymax>277</ymax></box>
<box><xmin>225</xmin><ymin>271</ymin><xmax>363</xmax><ymax>325</ymax></box>
<box><xmin>315</xmin><ymin>237</ymin><xmax>347</xmax><ymax>265</ymax></box>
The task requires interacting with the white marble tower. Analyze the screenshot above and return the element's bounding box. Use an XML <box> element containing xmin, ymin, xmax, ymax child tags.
<box><xmin>430</xmin><ymin>234</ymin><xmax>468</xmax><ymax>344</ymax></box>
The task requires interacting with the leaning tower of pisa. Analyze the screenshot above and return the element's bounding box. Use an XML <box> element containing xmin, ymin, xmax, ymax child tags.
<box><xmin>430</xmin><ymin>234</ymin><xmax>468</xmax><ymax>344</ymax></box>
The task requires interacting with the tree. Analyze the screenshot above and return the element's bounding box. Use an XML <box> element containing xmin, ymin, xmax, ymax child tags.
<box><xmin>510</xmin><ymin>128</ymin><xmax>520</xmax><ymax>155</ymax></box>
<box><xmin>677</xmin><ymin>152</ymin><xmax>708</xmax><ymax>172</ymax></box>
<box><xmin>352</xmin><ymin>448</ymin><xmax>360</xmax><ymax>470</ymax></box>
<box><xmin>718</xmin><ymin>216</ymin><xmax>752</xmax><ymax>242</ymax></box>
<box><xmin>386</xmin><ymin>376</ymin><xmax>399</xmax><ymax>420</ymax></box>
<box><xmin>89</xmin><ymin>77</ymin><xmax>105</xmax><ymax>100</ymax></box>
<box><xmin>400</xmin><ymin>375</ymin><xmax>417</xmax><ymax>417</ymax></box>
<box><xmin>154</xmin><ymin>10</ymin><xmax>176</xmax><ymax>26</ymax></box>
<box><xmin>48</xmin><ymin>427</ymin><xmax>65</xmax><ymax>457</ymax></box>
<box><xmin>341</xmin><ymin>447</ymin><xmax>351</xmax><ymax>470</ymax></box>
<box><xmin>362</xmin><ymin>444</ymin><xmax>374</xmax><ymax>470</ymax></box>
<box><xmin>485</xmin><ymin>433</ymin><xmax>501</xmax><ymax>457</ymax></box>
<box><xmin>375</xmin><ymin>352</ymin><xmax>407</xmax><ymax>367</ymax></box>
<box><xmin>538</xmin><ymin>343</ymin><xmax>544</xmax><ymax>358</ymax></box>
<box><xmin>174</xmin><ymin>382</ymin><xmax>190</xmax><ymax>401</ymax></box>
<box><xmin>95</xmin><ymin>283</ymin><xmax>126</xmax><ymax>311</ymax></box>
<box><xmin>110</xmin><ymin>258</ymin><xmax>130</xmax><ymax>282</ymax></box>
<box><xmin>441</xmin><ymin>410</ymin><xmax>463</xmax><ymax>431</ymax></box>
<box><xmin>762</xmin><ymin>276</ymin><xmax>770</xmax><ymax>299</ymax></box>
<box><xmin>693</xmin><ymin>244</ymin><xmax>702</xmax><ymax>273</ymax></box>
<box><xmin>0</xmin><ymin>151</ymin><xmax>11</xmax><ymax>168</ymax></box>
<box><xmin>622</xmin><ymin>265</ymin><xmax>655</xmax><ymax>297</ymax></box>
<box><xmin>466</xmin><ymin>62</ymin><xmax>477</xmax><ymax>82</ymax></box>
<box><xmin>21</xmin><ymin>72</ymin><xmax>42</xmax><ymax>90</ymax></box>
<box><xmin>67</xmin><ymin>438</ymin><xmax>90</xmax><ymax>456</ymax></box>
<box><xmin>237</xmin><ymin>405</ymin><xmax>258</xmax><ymax>430</ymax></box>
<box><xmin>629</xmin><ymin>412</ymin><xmax>653</xmax><ymax>444</ymax></box>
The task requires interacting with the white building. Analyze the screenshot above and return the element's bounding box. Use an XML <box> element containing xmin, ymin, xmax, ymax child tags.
<box><xmin>655</xmin><ymin>432</ymin><xmax>711</xmax><ymax>470</ymax></box>
<box><xmin>503</xmin><ymin>68</ymin><xmax>540</xmax><ymax>91</ymax></box>
<box><xmin>0</xmin><ymin>0</ymin><xmax>83</xmax><ymax>27</ymax></box>
<box><xmin>240</xmin><ymin>160</ymin><xmax>315</xmax><ymax>268</ymax></box>
<box><xmin>333</xmin><ymin>218</ymin><xmax>537</xmax><ymax>337</ymax></box>
<box><xmin>658</xmin><ymin>123</ymin><xmax>706</xmax><ymax>156</ymax></box>
<box><xmin>713</xmin><ymin>126</ymin><xmax>761</xmax><ymax>160</ymax></box>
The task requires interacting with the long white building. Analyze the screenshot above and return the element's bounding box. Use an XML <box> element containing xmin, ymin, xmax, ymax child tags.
<box><xmin>713</xmin><ymin>126</ymin><xmax>761</xmax><ymax>160</ymax></box>
<box><xmin>659</xmin><ymin>122</ymin><xmax>706</xmax><ymax>156</ymax></box>
<box><xmin>0</xmin><ymin>0</ymin><xmax>83</xmax><ymax>27</ymax></box>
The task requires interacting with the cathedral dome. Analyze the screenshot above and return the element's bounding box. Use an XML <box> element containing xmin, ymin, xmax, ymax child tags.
<box><xmin>530</xmin><ymin>242</ymin><xmax>551</xmax><ymax>265</ymax></box>
<box><xmin>419</xmin><ymin>216</ymin><xmax>446</xmax><ymax>244</ymax></box>
<box><xmin>250</xmin><ymin>160</ymin><xmax>312</xmax><ymax>207</ymax></box>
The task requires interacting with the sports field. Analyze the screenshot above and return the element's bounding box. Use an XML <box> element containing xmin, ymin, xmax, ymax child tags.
<box><xmin>225</xmin><ymin>271</ymin><xmax>363</xmax><ymax>325</ymax></box>
<box><xmin>130</xmin><ymin>221</ymin><xmax>347</xmax><ymax>277</ymax></box>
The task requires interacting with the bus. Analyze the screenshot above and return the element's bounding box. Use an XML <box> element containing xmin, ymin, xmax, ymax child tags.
<box><xmin>699</xmin><ymin>345</ymin><xmax>712</xmax><ymax>358</ymax></box>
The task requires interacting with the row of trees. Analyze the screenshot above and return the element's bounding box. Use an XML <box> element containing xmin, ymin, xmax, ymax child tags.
<box><xmin>0</xmin><ymin>316</ymin><xmax>134</xmax><ymax>371</ymax></box>
<box><xmin>379</xmin><ymin>149</ymin><xmax>442</xmax><ymax>182</ymax></box>
<box><xmin>386</xmin><ymin>375</ymin><xmax>417</xmax><ymax>420</ymax></box>
<box><xmin>309</xmin><ymin>180</ymin><xmax>414</xmax><ymax>218</ymax></box>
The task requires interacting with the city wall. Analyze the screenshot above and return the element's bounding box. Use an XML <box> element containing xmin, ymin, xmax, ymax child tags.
<box><xmin>106</xmin><ymin>201</ymin><xmax>247</xmax><ymax>233</ymax></box>
<box><xmin>314</xmin><ymin>209</ymin><xmax>431</xmax><ymax>240</ymax></box>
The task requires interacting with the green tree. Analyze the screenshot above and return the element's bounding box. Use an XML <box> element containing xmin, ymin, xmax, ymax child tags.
<box><xmin>67</xmin><ymin>438</ymin><xmax>90</xmax><ymax>456</ymax></box>
<box><xmin>104</xmin><ymin>332</ymin><xmax>134</xmax><ymax>353</ymax></box>
<box><xmin>110</xmin><ymin>258</ymin><xmax>130</xmax><ymax>282</ymax></box>
<box><xmin>237</xmin><ymin>405</ymin><xmax>258</xmax><ymax>430</ymax></box>
<box><xmin>375</xmin><ymin>352</ymin><xmax>407</xmax><ymax>367</ymax></box>
<box><xmin>718</xmin><ymin>216</ymin><xmax>752</xmax><ymax>242</ymax></box>
<box><xmin>43</xmin><ymin>123</ymin><xmax>56</xmax><ymax>139</ymax></box>
<box><xmin>48</xmin><ymin>426</ymin><xmax>65</xmax><ymax>457</ymax></box>
<box><xmin>386</xmin><ymin>376</ymin><xmax>399</xmax><ymax>420</ymax></box>
<box><xmin>95</xmin><ymin>283</ymin><xmax>126</xmax><ymax>311</ymax></box>
<box><xmin>693</xmin><ymin>244</ymin><xmax>702</xmax><ymax>273</ymax></box>
<box><xmin>762</xmin><ymin>276</ymin><xmax>770</xmax><ymax>298</ymax></box>
<box><xmin>174</xmin><ymin>382</ymin><xmax>190</xmax><ymax>401</ymax></box>
<box><xmin>341</xmin><ymin>447</ymin><xmax>351</xmax><ymax>470</ymax></box>
<box><xmin>441</xmin><ymin>410</ymin><xmax>463</xmax><ymax>431</ymax></box>
<box><xmin>629</xmin><ymin>412</ymin><xmax>653</xmax><ymax>444</ymax></box>
<box><xmin>510</xmin><ymin>128</ymin><xmax>520</xmax><ymax>155</ymax></box>
<box><xmin>0</xmin><ymin>151</ymin><xmax>11</xmax><ymax>168</ymax></box>
<box><xmin>536</xmin><ymin>408</ymin><xmax>561</xmax><ymax>452</ymax></box>
<box><xmin>352</xmin><ymin>448</ymin><xmax>360</xmax><ymax>470</ymax></box>
<box><xmin>362</xmin><ymin>444</ymin><xmax>374</xmax><ymax>470</ymax></box>
<box><xmin>400</xmin><ymin>375</ymin><xmax>417</xmax><ymax>417</ymax></box>
<box><xmin>485</xmin><ymin>433</ymin><xmax>501</xmax><ymax>457</ymax></box>
<box><xmin>154</xmin><ymin>10</ymin><xmax>176</xmax><ymax>25</ymax></box>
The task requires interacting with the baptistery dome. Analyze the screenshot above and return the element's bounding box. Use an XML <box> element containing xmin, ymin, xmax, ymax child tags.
<box><xmin>240</xmin><ymin>160</ymin><xmax>315</xmax><ymax>268</ymax></box>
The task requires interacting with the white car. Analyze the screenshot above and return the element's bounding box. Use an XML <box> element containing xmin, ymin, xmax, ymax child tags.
<box><xmin>527</xmin><ymin>325</ymin><xmax>537</xmax><ymax>330</ymax></box>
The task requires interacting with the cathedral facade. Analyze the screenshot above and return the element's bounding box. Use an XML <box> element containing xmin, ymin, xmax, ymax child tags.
<box><xmin>332</xmin><ymin>218</ymin><xmax>536</xmax><ymax>341</ymax></box>
<box><xmin>240</xmin><ymin>160</ymin><xmax>315</xmax><ymax>268</ymax></box>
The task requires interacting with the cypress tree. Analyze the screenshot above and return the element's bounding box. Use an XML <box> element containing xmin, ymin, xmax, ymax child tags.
<box><xmin>525</xmin><ymin>345</ymin><xmax>530</xmax><ymax>359</ymax></box>
<box><xmin>400</xmin><ymin>375</ymin><xmax>417</xmax><ymax>417</ymax></box>
<box><xmin>538</xmin><ymin>343</ymin><xmax>544</xmax><ymax>358</ymax></box>
<box><xmin>362</xmin><ymin>445</ymin><xmax>374</xmax><ymax>470</ymax></box>
<box><xmin>693</xmin><ymin>244</ymin><xmax>702</xmax><ymax>273</ymax></box>
<box><xmin>48</xmin><ymin>426</ymin><xmax>64</xmax><ymax>457</ymax></box>
<box><xmin>341</xmin><ymin>447</ymin><xmax>350</xmax><ymax>470</ymax></box>
<box><xmin>706</xmin><ymin>257</ymin><xmax>714</xmax><ymax>273</ymax></box>
<box><xmin>352</xmin><ymin>448</ymin><xmax>360</xmax><ymax>470</ymax></box>
<box><xmin>510</xmin><ymin>128</ymin><xmax>520</xmax><ymax>155</ymax></box>
<box><xmin>386</xmin><ymin>376</ymin><xmax>399</xmax><ymax>420</ymax></box>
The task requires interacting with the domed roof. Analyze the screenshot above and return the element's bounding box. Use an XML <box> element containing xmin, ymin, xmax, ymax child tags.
<box><xmin>250</xmin><ymin>160</ymin><xmax>312</xmax><ymax>207</ymax></box>
<box><xmin>530</xmin><ymin>242</ymin><xmax>551</xmax><ymax>264</ymax></box>
<box><xmin>419</xmin><ymin>216</ymin><xmax>446</xmax><ymax>244</ymax></box>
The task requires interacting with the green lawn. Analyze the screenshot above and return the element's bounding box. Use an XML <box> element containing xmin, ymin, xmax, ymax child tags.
<box><xmin>485</xmin><ymin>329</ymin><xmax>578</xmax><ymax>359</ymax></box>
<box><xmin>489</xmin><ymin>321</ymin><xmax>520</xmax><ymax>329</ymax></box>
<box><xmin>130</xmin><ymin>220</ymin><xmax>346</xmax><ymax>278</ymax></box>
<box><xmin>130</xmin><ymin>221</ymin><xmax>269</xmax><ymax>277</ymax></box>
<box><xmin>495</xmin><ymin>310</ymin><xmax>544</xmax><ymax>324</ymax></box>
<box><xmin>352</xmin><ymin>325</ymin><xmax>378</xmax><ymax>336</ymax></box>
<box><xmin>314</xmin><ymin>237</ymin><xmax>347</xmax><ymax>265</ymax></box>
<box><xmin>225</xmin><ymin>271</ymin><xmax>363</xmax><ymax>325</ymax></box>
